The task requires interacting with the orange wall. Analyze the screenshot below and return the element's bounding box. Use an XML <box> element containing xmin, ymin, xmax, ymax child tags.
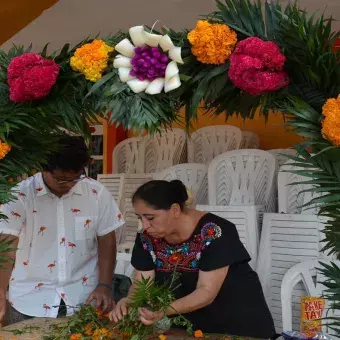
<box><xmin>0</xmin><ymin>0</ymin><xmax>58</xmax><ymax>45</ymax></box>
<box><xmin>129</xmin><ymin>108</ymin><xmax>302</xmax><ymax>150</ymax></box>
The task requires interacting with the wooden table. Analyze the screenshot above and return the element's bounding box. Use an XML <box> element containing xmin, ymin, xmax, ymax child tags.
<box><xmin>0</xmin><ymin>318</ymin><xmax>267</xmax><ymax>340</ymax></box>
<box><xmin>0</xmin><ymin>318</ymin><xmax>67</xmax><ymax>339</ymax></box>
<box><xmin>0</xmin><ymin>318</ymin><xmax>211</xmax><ymax>340</ymax></box>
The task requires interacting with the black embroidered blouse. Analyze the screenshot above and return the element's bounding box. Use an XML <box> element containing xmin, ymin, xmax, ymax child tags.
<box><xmin>131</xmin><ymin>213</ymin><xmax>275</xmax><ymax>338</ymax></box>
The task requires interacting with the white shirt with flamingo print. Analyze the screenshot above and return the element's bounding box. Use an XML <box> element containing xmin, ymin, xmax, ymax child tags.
<box><xmin>0</xmin><ymin>172</ymin><xmax>125</xmax><ymax>318</ymax></box>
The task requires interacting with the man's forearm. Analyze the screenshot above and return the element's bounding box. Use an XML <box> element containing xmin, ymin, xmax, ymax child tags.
<box><xmin>0</xmin><ymin>235</ymin><xmax>18</xmax><ymax>293</ymax></box>
<box><xmin>97</xmin><ymin>231</ymin><xmax>117</xmax><ymax>285</ymax></box>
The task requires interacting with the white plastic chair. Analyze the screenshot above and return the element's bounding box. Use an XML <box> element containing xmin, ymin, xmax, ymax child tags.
<box><xmin>278</xmin><ymin>162</ymin><xmax>320</xmax><ymax>214</ymax></box>
<box><xmin>187</xmin><ymin>125</ymin><xmax>242</xmax><ymax>164</ymax></box>
<box><xmin>240</xmin><ymin>131</ymin><xmax>260</xmax><ymax>149</ymax></box>
<box><xmin>112</xmin><ymin>137</ymin><xmax>145</xmax><ymax>174</ymax></box>
<box><xmin>118</xmin><ymin>174</ymin><xmax>153</xmax><ymax>252</ymax></box>
<box><xmin>196</xmin><ymin>205</ymin><xmax>262</xmax><ymax>269</ymax></box>
<box><xmin>144</xmin><ymin>129</ymin><xmax>186</xmax><ymax>173</ymax></box>
<box><xmin>256</xmin><ymin>213</ymin><xmax>328</xmax><ymax>332</ymax></box>
<box><xmin>97</xmin><ymin>174</ymin><xmax>124</xmax><ymax>203</ymax></box>
<box><xmin>281</xmin><ymin>259</ymin><xmax>338</xmax><ymax>334</ymax></box>
<box><xmin>268</xmin><ymin>149</ymin><xmax>297</xmax><ymax>169</ymax></box>
<box><xmin>115</xmin><ymin>252</ymin><xmax>134</xmax><ymax>279</ymax></box>
<box><xmin>208</xmin><ymin>149</ymin><xmax>277</xmax><ymax>212</ymax></box>
<box><xmin>155</xmin><ymin>163</ymin><xmax>208</xmax><ymax>205</ymax></box>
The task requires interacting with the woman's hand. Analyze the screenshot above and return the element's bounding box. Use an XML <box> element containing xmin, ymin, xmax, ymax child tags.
<box><xmin>109</xmin><ymin>297</ymin><xmax>129</xmax><ymax>323</ymax></box>
<box><xmin>139</xmin><ymin>307</ymin><xmax>164</xmax><ymax>325</ymax></box>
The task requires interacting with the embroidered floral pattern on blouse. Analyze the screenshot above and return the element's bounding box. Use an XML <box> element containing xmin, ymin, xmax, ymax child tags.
<box><xmin>139</xmin><ymin>222</ymin><xmax>222</xmax><ymax>272</ymax></box>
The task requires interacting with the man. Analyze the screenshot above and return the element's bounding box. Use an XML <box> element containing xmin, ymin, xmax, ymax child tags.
<box><xmin>0</xmin><ymin>135</ymin><xmax>124</xmax><ymax>325</ymax></box>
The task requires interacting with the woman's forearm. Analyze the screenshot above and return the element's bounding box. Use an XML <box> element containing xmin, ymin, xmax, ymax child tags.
<box><xmin>166</xmin><ymin>287</ymin><xmax>215</xmax><ymax>316</ymax></box>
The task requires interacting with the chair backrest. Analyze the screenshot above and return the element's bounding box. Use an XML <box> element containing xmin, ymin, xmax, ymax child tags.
<box><xmin>196</xmin><ymin>205</ymin><xmax>261</xmax><ymax>269</ymax></box>
<box><xmin>155</xmin><ymin>163</ymin><xmax>208</xmax><ymax>205</ymax></box>
<box><xmin>281</xmin><ymin>259</ymin><xmax>336</xmax><ymax>333</ymax></box>
<box><xmin>240</xmin><ymin>131</ymin><xmax>260</xmax><ymax>149</ymax></box>
<box><xmin>112</xmin><ymin>137</ymin><xmax>145</xmax><ymax>174</ymax></box>
<box><xmin>115</xmin><ymin>252</ymin><xmax>134</xmax><ymax>278</ymax></box>
<box><xmin>144</xmin><ymin>129</ymin><xmax>186</xmax><ymax>173</ymax></box>
<box><xmin>268</xmin><ymin>149</ymin><xmax>297</xmax><ymax>169</ymax></box>
<box><xmin>97</xmin><ymin>174</ymin><xmax>124</xmax><ymax>203</ymax></box>
<box><xmin>187</xmin><ymin>125</ymin><xmax>242</xmax><ymax>164</ymax></box>
<box><xmin>118</xmin><ymin>174</ymin><xmax>153</xmax><ymax>246</ymax></box>
<box><xmin>208</xmin><ymin>149</ymin><xmax>277</xmax><ymax>212</ymax></box>
<box><xmin>278</xmin><ymin>162</ymin><xmax>320</xmax><ymax>214</ymax></box>
<box><xmin>256</xmin><ymin>213</ymin><xmax>328</xmax><ymax>332</ymax></box>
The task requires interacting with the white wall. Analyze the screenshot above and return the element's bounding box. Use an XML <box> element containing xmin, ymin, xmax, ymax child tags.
<box><xmin>1</xmin><ymin>0</ymin><xmax>216</xmax><ymax>52</ymax></box>
<box><xmin>2</xmin><ymin>0</ymin><xmax>339</xmax><ymax>53</ymax></box>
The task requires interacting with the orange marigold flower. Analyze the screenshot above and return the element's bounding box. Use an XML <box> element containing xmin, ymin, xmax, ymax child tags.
<box><xmin>84</xmin><ymin>323</ymin><xmax>94</xmax><ymax>336</ymax></box>
<box><xmin>159</xmin><ymin>334</ymin><xmax>167</xmax><ymax>340</ymax></box>
<box><xmin>70</xmin><ymin>334</ymin><xmax>83</xmax><ymax>340</ymax></box>
<box><xmin>321</xmin><ymin>95</ymin><xmax>340</xmax><ymax>147</ymax></box>
<box><xmin>194</xmin><ymin>330</ymin><xmax>204</xmax><ymax>338</ymax></box>
<box><xmin>70</xmin><ymin>40</ymin><xmax>114</xmax><ymax>82</ymax></box>
<box><xmin>0</xmin><ymin>140</ymin><xmax>11</xmax><ymax>160</ymax></box>
<box><xmin>92</xmin><ymin>328</ymin><xmax>110</xmax><ymax>340</ymax></box>
<box><xmin>188</xmin><ymin>20</ymin><xmax>237</xmax><ymax>64</ymax></box>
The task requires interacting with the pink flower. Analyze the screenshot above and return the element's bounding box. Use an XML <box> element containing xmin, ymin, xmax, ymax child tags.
<box><xmin>228</xmin><ymin>37</ymin><xmax>289</xmax><ymax>95</ymax></box>
<box><xmin>7</xmin><ymin>53</ymin><xmax>60</xmax><ymax>103</ymax></box>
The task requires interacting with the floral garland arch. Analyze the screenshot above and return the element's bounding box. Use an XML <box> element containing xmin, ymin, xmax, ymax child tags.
<box><xmin>0</xmin><ymin>0</ymin><xmax>340</xmax><ymax>332</ymax></box>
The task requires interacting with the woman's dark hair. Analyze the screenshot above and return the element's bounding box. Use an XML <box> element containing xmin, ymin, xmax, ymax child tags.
<box><xmin>42</xmin><ymin>135</ymin><xmax>90</xmax><ymax>172</ymax></box>
<box><xmin>132</xmin><ymin>180</ymin><xmax>188</xmax><ymax>211</ymax></box>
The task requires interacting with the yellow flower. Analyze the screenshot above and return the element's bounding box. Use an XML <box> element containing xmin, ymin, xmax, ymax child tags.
<box><xmin>159</xmin><ymin>334</ymin><xmax>167</xmax><ymax>340</ymax></box>
<box><xmin>0</xmin><ymin>140</ymin><xmax>11</xmax><ymax>160</ymax></box>
<box><xmin>70</xmin><ymin>40</ymin><xmax>114</xmax><ymax>82</ymax></box>
<box><xmin>321</xmin><ymin>95</ymin><xmax>340</xmax><ymax>146</ymax></box>
<box><xmin>194</xmin><ymin>330</ymin><xmax>204</xmax><ymax>338</ymax></box>
<box><xmin>188</xmin><ymin>20</ymin><xmax>237</xmax><ymax>64</ymax></box>
<box><xmin>70</xmin><ymin>334</ymin><xmax>83</xmax><ymax>340</ymax></box>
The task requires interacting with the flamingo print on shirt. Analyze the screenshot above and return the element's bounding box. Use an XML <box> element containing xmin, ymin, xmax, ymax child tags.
<box><xmin>18</xmin><ymin>192</ymin><xmax>26</xmax><ymax>197</ymax></box>
<box><xmin>47</xmin><ymin>261</ymin><xmax>56</xmax><ymax>273</ymax></box>
<box><xmin>71</xmin><ymin>208</ymin><xmax>81</xmax><ymax>215</ymax></box>
<box><xmin>92</xmin><ymin>188</ymin><xmax>98</xmax><ymax>198</ymax></box>
<box><xmin>11</xmin><ymin>211</ymin><xmax>21</xmax><ymax>218</ymax></box>
<box><xmin>68</xmin><ymin>242</ymin><xmax>76</xmax><ymax>253</ymax></box>
<box><xmin>60</xmin><ymin>237</ymin><xmax>66</xmax><ymax>246</ymax></box>
<box><xmin>36</xmin><ymin>187</ymin><xmax>43</xmax><ymax>193</ymax></box>
<box><xmin>84</xmin><ymin>219</ymin><xmax>91</xmax><ymax>228</ymax></box>
<box><xmin>35</xmin><ymin>283</ymin><xmax>44</xmax><ymax>290</ymax></box>
<box><xmin>43</xmin><ymin>304</ymin><xmax>50</xmax><ymax>315</ymax></box>
<box><xmin>82</xmin><ymin>275</ymin><xmax>88</xmax><ymax>286</ymax></box>
<box><xmin>23</xmin><ymin>260</ymin><xmax>29</xmax><ymax>266</ymax></box>
<box><xmin>38</xmin><ymin>226</ymin><xmax>47</xmax><ymax>236</ymax></box>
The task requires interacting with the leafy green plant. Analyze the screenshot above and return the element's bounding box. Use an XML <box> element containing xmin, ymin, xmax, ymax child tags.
<box><xmin>117</xmin><ymin>273</ymin><xmax>192</xmax><ymax>340</ymax></box>
<box><xmin>0</xmin><ymin>235</ymin><xmax>16</xmax><ymax>266</ymax></box>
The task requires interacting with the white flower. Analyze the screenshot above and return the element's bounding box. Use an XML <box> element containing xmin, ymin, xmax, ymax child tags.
<box><xmin>113</xmin><ymin>25</ymin><xmax>183</xmax><ymax>95</ymax></box>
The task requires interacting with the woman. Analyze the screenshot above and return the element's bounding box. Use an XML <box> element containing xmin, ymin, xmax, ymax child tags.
<box><xmin>110</xmin><ymin>180</ymin><xmax>276</xmax><ymax>338</ymax></box>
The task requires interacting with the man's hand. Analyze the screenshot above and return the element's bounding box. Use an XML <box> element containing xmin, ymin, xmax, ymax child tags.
<box><xmin>86</xmin><ymin>285</ymin><xmax>114</xmax><ymax>313</ymax></box>
<box><xmin>0</xmin><ymin>290</ymin><xmax>7</xmax><ymax>326</ymax></box>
